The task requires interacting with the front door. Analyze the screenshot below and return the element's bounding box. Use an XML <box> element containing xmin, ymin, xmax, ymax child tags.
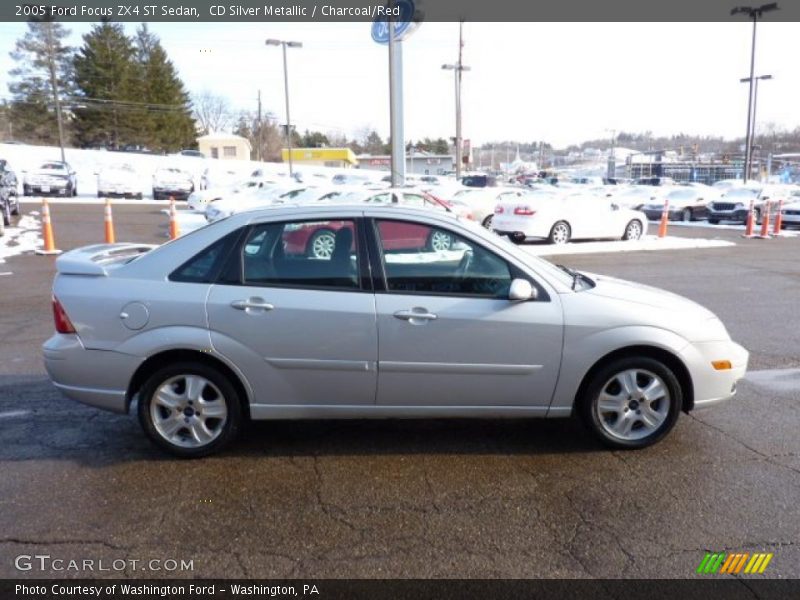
<box><xmin>370</xmin><ymin>218</ymin><xmax>563</xmax><ymax>408</ymax></box>
<box><xmin>206</xmin><ymin>217</ymin><xmax>377</xmax><ymax>407</ymax></box>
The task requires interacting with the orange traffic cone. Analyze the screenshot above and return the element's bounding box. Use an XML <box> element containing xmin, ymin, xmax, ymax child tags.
<box><xmin>104</xmin><ymin>198</ymin><xmax>116</xmax><ymax>244</ymax></box>
<box><xmin>758</xmin><ymin>200</ymin><xmax>771</xmax><ymax>239</ymax></box>
<box><xmin>35</xmin><ymin>198</ymin><xmax>61</xmax><ymax>255</ymax></box>
<box><xmin>169</xmin><ymin>197</ymin><xmax>180</xmax><ymax>240</ymax></box>
<box><xmin>742</xmin><ymin>199</ymin><xmax>756</xmax><ymax>238</ymax></box>
<box><xmin>657</xmin><ymin>199</ymin><xmax>669</xmax><ymax>238</ymax></box>
<box><xmin>772</xmin><ymin>199</ymin><xmax>784</xmax><ymax>236</ymax></box>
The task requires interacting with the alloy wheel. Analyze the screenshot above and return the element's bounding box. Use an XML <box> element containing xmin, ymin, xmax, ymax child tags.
<box><xmin>429</xmin><ymin>230</ymin><xmax>453</xmax><ymax>251</ymax></box>
<box><xmin>150</xmin><ymin>374</ymin><xmax>228</xmax><ymax>448</ymax></box>
<box><xmin>594</xmin><ymin>368</ymin><xmax>670</xmax><ymax>442</ymax></box>
<box><xmin>311</xmin><ymin>232</ymin><xmax>336</xmax><ymax>259</ymax></box>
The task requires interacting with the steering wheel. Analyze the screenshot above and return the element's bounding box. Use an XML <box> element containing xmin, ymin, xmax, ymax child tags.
<box><xmin>454</xmin><ymin>249</ymin><xmax>474</xmax><ymax>280</ymax></box>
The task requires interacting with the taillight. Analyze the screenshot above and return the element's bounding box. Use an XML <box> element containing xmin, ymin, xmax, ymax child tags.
<box><xmin>494</xmin><ymin>206</ymin><xmax>504</xmax><ymax>214</ymax></box>
<box><xmin>52</xmin><ymin>296</ymin><xmax>76</xmax><ymax>334</ymax></box>
<box><xmin>514</xmin><ymin>205</ymin><xmax>536</xmax><ymax>216</ymax></box>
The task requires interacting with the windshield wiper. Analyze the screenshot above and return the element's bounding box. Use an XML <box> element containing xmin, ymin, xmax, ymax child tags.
<box><xmin>557</xmin><ymin>264</ymin><xmax>583</xmax><ymax>291</ymax></box>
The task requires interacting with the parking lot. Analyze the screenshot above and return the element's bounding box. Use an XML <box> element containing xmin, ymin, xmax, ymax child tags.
<box><xmin>1</xmin><ymin>201</ymin><xmax>799</xmax><ymax>579</ymax></box>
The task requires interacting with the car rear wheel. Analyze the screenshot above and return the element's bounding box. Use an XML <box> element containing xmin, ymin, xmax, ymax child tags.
<box><xmin>138</xmin><ymin>362</ymin><xmax>242</xmax><ymax>458</ymax></box>
<box><xmin>752</xmin><ymin>208</ymin><xmax>761</xmax><ymax>225</ymax></box>
<box><xmin>622</xmin><ymin>219</ymin><xmax>643</xmax><ymax>241</ymax></box>
<box><xmin>306</xmin><ymin>229</ymin><xmax>336</xmax><ymax>259</ymax></box>
<box><xmin>548</xmin><ymin>221</ymin><xmax>571</xmax><ymax>244</ymax></box>
<box><xmin>579</xmin><ymin>356</ymin><xmax>682</xmax><ymax>449</ymax></box>
<box><xmin>427</xmin><ymin>229</ymin><xmax>454</xmax><ymax>252</ymax></box>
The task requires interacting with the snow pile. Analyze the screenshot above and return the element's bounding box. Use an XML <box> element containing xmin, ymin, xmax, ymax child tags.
<box><xmin>0</xmin><ymin>213</ymin><xmax>43</xmax><ymax>263</ymax></box>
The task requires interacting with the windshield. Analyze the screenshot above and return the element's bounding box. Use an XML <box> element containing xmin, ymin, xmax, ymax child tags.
<box><xmin>667</xmin><ymin>189</ymin><xmax>696</xmax><ymax>200</ymax></box>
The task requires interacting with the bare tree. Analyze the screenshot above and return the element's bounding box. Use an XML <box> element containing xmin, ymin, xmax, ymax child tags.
<box><xmin>191</xmin><ymin>90</ymin><xmax>232</xmax><ymax>135</ymax></box>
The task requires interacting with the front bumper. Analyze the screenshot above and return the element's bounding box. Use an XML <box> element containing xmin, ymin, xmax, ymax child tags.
<box><xmin>682</xmin><ymin>340</ymin><xmax>749</xmax><ymax>409</ymax></box>
<box><xmin>707</xmin><ymin>208</ymin><xmax>748</xmax><ymax>223</ymax></box>
<box><xmin>26</xmin><ymin>182</ymin><xmax>70</xmax><ymax>195</ymax></box>
<box><xmin>43</xmin><ymin>334</ymin><xmax>142</xmax><ymax>414</ymax></box>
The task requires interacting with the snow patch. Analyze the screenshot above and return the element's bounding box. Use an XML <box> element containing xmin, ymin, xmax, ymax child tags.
<box><xmin>0</xmin><ymin>214</ymin><xmax>43</xmax><ymax>263</ymax></box>
<box><xmin>519</xmin><ymin>235</ymin><xmax>735</xmax><ymax>257</ymax></box>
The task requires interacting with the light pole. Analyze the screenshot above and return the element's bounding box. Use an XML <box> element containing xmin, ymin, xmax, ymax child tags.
<box><xmin>740</xmin><ymin>74</ymin><xmax>772</xmax><ymax>181</ymax></box>
<box><xmin>605</xmin><ymin>128</ymin><xmax>616</xmax><ymax>180</ymax></box>
<box><xmin>442</xmin><ymin>22</ymin><xmax>470</xmax><ymax>180</ymax></box>
<box><xmin>266</xmin><ymin>38</ymin><xmax>302</xmax><ymax>178</ymax></box>
<box><xmin>731</xmin><ymin>3</ymin><xmax>778</xmax><ymax>183</ymax></box>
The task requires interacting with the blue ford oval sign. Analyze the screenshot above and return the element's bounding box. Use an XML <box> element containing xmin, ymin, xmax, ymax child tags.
<box><xmin>371</xmin><ymin>0</ymin><xmax>416</xmax><ymax>44</ymax></box>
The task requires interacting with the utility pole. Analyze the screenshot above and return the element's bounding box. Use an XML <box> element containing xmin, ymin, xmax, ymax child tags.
<box><xmin>731</xmin><ymin>3</ymin><xmax>779</xmax><ymax>183</ymax></box>
<box><xmin>266</xmin><ymin>39</ymin><xmax>302</xmax><ymax>178</ymax></box>
<box><xmin>442</xmin><ymin>22</ymin><xmax>470</xmax><ymax>180</ymax></box>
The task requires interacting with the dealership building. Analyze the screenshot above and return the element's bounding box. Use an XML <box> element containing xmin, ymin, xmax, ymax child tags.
<box><xmin>357</xmin><ymin>152</ymin><xmax>455</xmax><ymax>175</ymax></box>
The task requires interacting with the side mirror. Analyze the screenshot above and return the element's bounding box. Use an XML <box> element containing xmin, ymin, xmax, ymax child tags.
<box><xmin>509</xmin><ymin>278</ymin><xmax>537</xmax><ymax>302</ymax></box>
<box><xmin>611</xmin><ymin>203</ymin><xmax>619</xmax><ymax>211</ymax></box>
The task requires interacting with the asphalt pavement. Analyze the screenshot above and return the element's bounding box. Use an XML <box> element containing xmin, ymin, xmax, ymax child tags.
<box><xmin>1</xmin><ymin>202</ymin><xmax>798</xmax><ymax>579</ymax></box>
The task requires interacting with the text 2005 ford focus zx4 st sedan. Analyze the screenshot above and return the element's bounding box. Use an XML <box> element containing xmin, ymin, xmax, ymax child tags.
<box><xmin>43</xmin><ymin>205</ymin><xmax>748</xmax><ymax>457</ymax></box>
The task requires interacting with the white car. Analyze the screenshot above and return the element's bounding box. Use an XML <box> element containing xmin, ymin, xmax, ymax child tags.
<box><xmin>96</xmin><ymin>164</ymin><xmax>142</xmax><ymax>199</ymax></box>
<box><xmin>493</xmin><ymin>193</ymin><xmax>648</xmax><ymax>244</ymax></box>
<box><xmin>23</xmin><ymin>161</ymin><xmax>78</xmax><ymax>197</ymax></box>
<box><xmin>152</xmin><ymin>167</ymin><xmax>194</xmax><ymax>200</ymax></box>
<box><xmin>780</xmin><ymin>192</ymin><xmax>800</xmax><ymax>228</ymax></box>
<box><xmin>452</xmin><ymin>187</ymin><xmax>538</xmax><ymax>229</ymax></box>
<box><xmin>611</xmin><ymin>185</ymin><xmax>660</xmax><ymax>210</ymax></box>
<box><xmin>205</xmin><ymin>185</ymin><xmax>306</xmax><ymax>222</ymax></box>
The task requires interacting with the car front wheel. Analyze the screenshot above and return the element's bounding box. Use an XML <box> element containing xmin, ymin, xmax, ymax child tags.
<box><xmin>579</xmin><ymin>356</ymin><xmax>682</xmax><ymax>449</ymax></box>
<box><xmin>137</xmin><ymin>362</ymin><xmax>242</xmax><ymax>458</ymax></box>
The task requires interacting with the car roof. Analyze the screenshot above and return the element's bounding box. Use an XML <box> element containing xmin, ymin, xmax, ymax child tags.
<box><xmin>230</xmin><ymin>202</ymin><xmax>462</xmax><ymax>226</ymax></box>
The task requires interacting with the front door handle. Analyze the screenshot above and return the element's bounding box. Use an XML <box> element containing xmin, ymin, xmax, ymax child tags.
<box><xmin>231</xmin><ymin>298</ymin><xmax>275</xmax><ymax>311</ymax></box>
<box><xmin>393</xmin><ymin>309</ymin><xmax>438</xmax><ymax>322</ymax></box>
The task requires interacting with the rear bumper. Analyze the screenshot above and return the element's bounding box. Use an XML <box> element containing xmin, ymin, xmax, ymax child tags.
<box><xmin>43</xmin><ymin>334</ymin><xmax>142</xmax><ymax>414</ymax></box>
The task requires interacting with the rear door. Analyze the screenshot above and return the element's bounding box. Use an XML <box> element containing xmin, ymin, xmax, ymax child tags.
<box><xmin>206</xmin><ymin>215</ymin><xmax>378</xmax><ymax>407</ymax></box>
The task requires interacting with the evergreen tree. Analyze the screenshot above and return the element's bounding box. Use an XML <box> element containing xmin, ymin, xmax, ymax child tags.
<box><xmin>72</xmin><ymin>22</ymin><xmax>138</xmax><ymax>148</ymax></box>
<box><xmin>134</xmin><ymin>24</ymin><xmax>195</xmax><ymax>152</ymax></box>
<box><xmin>8</xmin><ymin>18</ymin><xmax>74</xmax><ymax>145</ymax></box>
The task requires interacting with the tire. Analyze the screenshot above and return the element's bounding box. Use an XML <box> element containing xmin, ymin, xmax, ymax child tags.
<box><xmin>1</xmin><ymin>202</ymin><xmax>10</xmax><ymax>227</ymax></box>
<box><xmin>708</xmin><ymin>219</ymin><xmax>719</xmax><ymax>225</ymax></box>
<box><xmin>482</xmin><ymin>215</ymin><xmax>493</xmax><ymax>229</ymax></box>
<box><xmin>0</xmin><ymin>211</ymin><xmax>5</xmax><ymax>236</ymax></box>
<box><xmin>306</xmin><ymin>228</ymin><xmax>336</xmax><ymax>259</ymax></box>
<box><xmin>681</xmin><ymin>208</ymin><xmax>692</xmax><ymax>222</ymax></box>
<box><xmin>752</xmin><ymin>208</ymin><xmax>761</xmax><ymax>226</ymax></box>
<box><xmin>152</xmin><ymin>190</ymin><xmax>160</xmax><ymax>200</ymax></box>
<box><xmin>10</xmin><ymin>200</ymin><xmax>19</xmax><ymax>216</ymax></box>
<box><xmin>72</xmin><ymin>185</ymin><xmax>78</xmax><ymax>197</ymax></box>
<box><xmin>578</xmin><ymin>356</ymin><xmax>682</xmax><ymax>450</ymax></box>
<box><xmin>622</xmin><ymin>219</ymin><xmax>643</xmax><ymax>241</ymax></box>
<box><xmin>23</xmin><ymin>185</ymin><xmax>31</xmax><ymax>197</ymax></box>
<box><xmin>548</xmin><ymin>221</ymin><xmax>571</xmax><ymax>245</ymax></box>
<box><xmin>427</xmin><ymin>229</ymin><xmax>454</xmax><ymax>252</ymax></box>
<box><xmin>137</xmin><ymin>362</ymin><xmax>242</xmax><ymax>458</ymax></box>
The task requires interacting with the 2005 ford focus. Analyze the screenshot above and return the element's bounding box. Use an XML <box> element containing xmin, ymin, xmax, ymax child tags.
<box><xmin>43</xmin><ymin>205</ymin><xmax>748</xmax><ymax>457</ymax></box>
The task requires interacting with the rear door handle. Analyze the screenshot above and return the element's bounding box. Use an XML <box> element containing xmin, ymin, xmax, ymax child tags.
<box><xmin>231</xmin><ymin>298</ymin><xmax>275</xmax><ymax>311</ymax></box>
<box><xmin>393</xmin><ymin>309</ymin><xmax>437</xmax><ymax>322</ymax></box>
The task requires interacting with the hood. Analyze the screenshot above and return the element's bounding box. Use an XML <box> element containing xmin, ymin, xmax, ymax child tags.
<box><xmin>586</xmin><ymin>272</ymin><xmax>716</xmax><ymax>319</ymax></box>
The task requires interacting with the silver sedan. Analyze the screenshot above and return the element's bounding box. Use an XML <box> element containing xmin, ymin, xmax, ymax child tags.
<box><xmin>43</xmin><ymin>205</ymin><xmax>748</xmax><ymax>457</ymax></box>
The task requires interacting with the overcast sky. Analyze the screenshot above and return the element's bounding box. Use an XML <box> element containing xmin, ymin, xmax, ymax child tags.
<box><xmin>0</xmin><ymin>21</ymin><xmax>797</xmax><ymax>148</ymax></box>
